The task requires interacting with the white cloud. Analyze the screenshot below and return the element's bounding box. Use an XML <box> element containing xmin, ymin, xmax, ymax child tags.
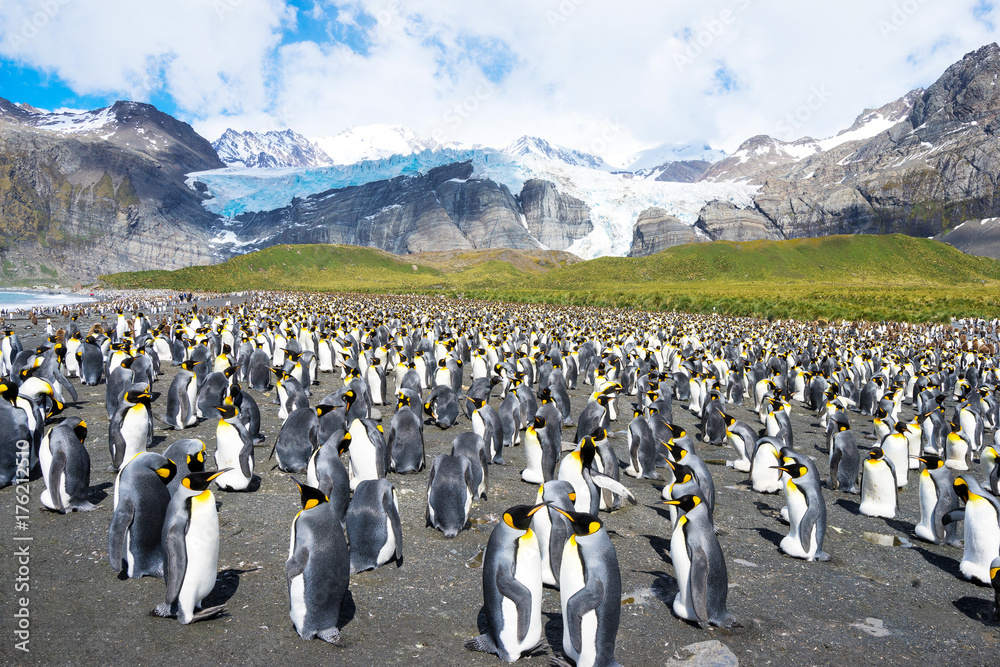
<box><xmin>2</xmin><ymin>0</ymin><xmax>999</xmax><ymax>164</ymax></box>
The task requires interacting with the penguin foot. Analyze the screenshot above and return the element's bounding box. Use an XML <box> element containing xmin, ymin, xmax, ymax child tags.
<box><xmin>316</xmin><ymin>627</ymin><xmax>344</xmax><ymax>646</ymax></box>
<box><xmin>464</xmin><ymin>634</ymin><xmax>498</xmax><ymax>655</ymax></box>
<box><xmin>189</xmin><ymin>605</ymin><xmax>227</xmax><ymax>623</ymax></box>
<box><xmin>151</xmin><ymin>603</ymin><xmax>175</xmax><ymax>618</ymax></box>
<box><xmin>814</xmin><ymin>550</ymin><xmax>831</xmax><ymax>562</ymax></box>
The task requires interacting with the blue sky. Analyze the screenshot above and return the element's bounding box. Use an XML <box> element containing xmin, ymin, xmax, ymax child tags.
<box><xmin>0</xmin><ymin>1</ymin><xmax>998</xmax><ymax>164</ymax></box>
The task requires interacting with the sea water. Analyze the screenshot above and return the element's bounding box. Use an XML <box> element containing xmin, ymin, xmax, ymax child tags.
<box><xmin>0</xmin><ymin>291</ymin><xmax>95</xmax><ymax>311</ymax></box>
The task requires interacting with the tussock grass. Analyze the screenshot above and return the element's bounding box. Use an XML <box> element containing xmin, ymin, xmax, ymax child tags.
<box><xmin>102</xmin><ymin>235</ymin><xmax>1000</xmax><ymax>323</ymax></box>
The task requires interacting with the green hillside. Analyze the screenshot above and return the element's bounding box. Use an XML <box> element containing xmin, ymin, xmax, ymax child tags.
<box><xmin>101</xmin><ymin>235</ymin><xmax>1000</xmax><ymax>323</ymax></box>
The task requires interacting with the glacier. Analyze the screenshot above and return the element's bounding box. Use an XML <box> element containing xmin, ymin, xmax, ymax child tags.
<box><xmin>187</xmin><ymin>146</ymin><xmax>757</xmax><ymax>260</ymax></box>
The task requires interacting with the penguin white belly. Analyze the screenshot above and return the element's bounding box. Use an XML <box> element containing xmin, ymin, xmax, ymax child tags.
<box><xmin>39</xmin><ymin>434</ymin><xmax>54</xmax><ymax>505</ymax></box>
<box><xmin>780</xmin><ymin>484</ymin><xmax>811</xmax><ymax>558</ymax></box>
<box><xmin>178</xmin><ymin>495</ymin><xmax>219</xmax><ymax>623</ymax></box>
<box><xmin>859</xmin><ymin>464</ymin><xmax>896</xmax><ymax>518</ymax></box>
<box><xmin>288</xmin><ymin>573</ymin><xmax>307</xmax><ymax>632</ymax></box>
<box><xmin>504</xmin><ymin>536</ymin><xmax>543</xmax><ymax>656</ymax></box>
<box><xmin>215</xmin><ymin>427</ymin><xmax>250</xmax><ymax>490</ymax></box>
<box><xmin>377</xmin><ymin>515</ymin><xmax>396</xmax><ymax>566</ymax></box>
<box><xmin>750</xmin><ymin>447</ymin><xmax>782</xmax><ymax>493</ymax></box>
<box><xmin>670</xmin><ymin>522</ymin><xmax>697</xmax><ymax>622</ymax></box>
<box><xmin>367</xmin><ymin>368</ymin><xmax>384</xmax><ymax>405</ymax></box>
<box><xmin>914</xmin><ymin>472</ymin><xmax>938</xmax><ymax>542</ymax></box>
<box><xmin>185</xmin><ymin>378</ymin><xmax>199</xmax><ymax>425</ymax></box>
<box><xmin>960</xmin><ymin>498</ymin><xmax>1000</xmax><ymax>584</ymax></box>
<box><xmin>882</xmin><ymin>440</ymin><xmax>909</xmax><ymax>488</ymax></box>
<box><xmin>521</xmin><ymin>436</ymin><xmax>543</xmax><ymax>483</ymax></box>
<box><xmin>728</xmin><ymin>434</ymin><xmax>752</xmax><ymax>472</ymax></box>
<box><xmin>125</xmin><ymin>531</ymin><xmax>134</xmax><ymax>574</ymax></box>
<box><xmin>534</xmin><ymin>511</ymin><xmax>556</xmax><ymax>586</ymax></box>
<box><xmin>946</xmin><ymin>437</ymin><xmax>970</xmax><ymax>470</ymax></box>
<box><xmin>317</xmin><ymin>344</ymin><xmax>334</xmax><ymax>372</ymax></box>
<box><xmin>348</xmin><ymin>447</ymin><xmax>379</xmax><ymax>491</ymax></box>
<box><xmin>66</xmin><ymin>352</ymin><xmax>80</xmax><ymax>377</ymax></box>
<box><xmin>560</xmin><ymin>540</ymin><xmax>589</xmax><ymax>663</ymax></box>
<box><xmin>120</xmin><ymin>409</ymin><xmax>149</xmax><ymax>465</ymax></box>
<box><xmin>434</xmin><ymin>368</ymin><xmax>451</xmax><ymax>388</ymax></box>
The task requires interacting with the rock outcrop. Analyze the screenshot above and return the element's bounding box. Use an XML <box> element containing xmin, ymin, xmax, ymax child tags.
<box><xmin>230</xmin><ymin>162</ymin><xmax>545</xmax><ymax>254</ymax></box>
<box><xmin>697</xmin><ymin>44</ymin><xmax>1000</xmax><ymax>245</ymax></box>
<box><xmin>627</xmin><ymin>208</ymin><xmax>706</xmax><ymax>256</ymax></box>
<box><xmin>0</xmin><ymin>99</ymin><xmax>225</xmax><ymax>283</ymax></box>
<box><xmin>519</xmin><ymin>179</ymin><xmax>593</xmax><ymax>250</ymax></box>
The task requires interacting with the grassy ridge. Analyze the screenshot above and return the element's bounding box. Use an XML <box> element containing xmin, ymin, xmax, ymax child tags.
<box><xmin>101</xmin><ymin>235</ymin><xmax>1000</xmax><ymax>323</ymax></box>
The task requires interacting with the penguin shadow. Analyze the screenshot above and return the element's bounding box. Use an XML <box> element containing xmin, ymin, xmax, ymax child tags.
<box><xmin>834</xmin><ymin>498</ymin><xmax>862</xmax><ymax>515</ymax></box>
<box><xmin>642</xmin><ymin>534</ymin><xmax>672</xmax><ymax>562</ymax></box>
<box><xmin>88</xmin><ymin>481</ymin><xmax>113</xmax><ymax>505</ymax></box>
<box><xmin>754</xmin><ymin>526</ymin><xmax>785</xmax><ymax>549</ymax></box>
<box><xmin>201</xmin><ymin>567</ymin><xmax>251</xmax><ymax>609</ymax></box>
<box><xmin>647</xmin><ymin>503</ymin><xmax>673</xmax><ymax>523</ymax></box>
<box><xmin>752</xmin><ymin>500</ymin><xmax>785</xmax><ymax>524</ymax></box>
<box><xmin>338</xmin><ymin>590</ymin><xmax>357</xmax><ymax>630</ymax></box>
<box><xmin>150</xmin><ymin>434</ymin><xmax>168</xmax><ymax>449</ymax></box>
<box><xmin>541</xmin><ymin>610</ymin><xmax>564</xmax><ymax>658</ymax></box>
<box><xmin>912</xmin><ymin>546</ymin><xmax>964</xmax><ymax>580</ymax></box>
<box><xmin>882</xmin><ymin>516</ymin><xmax>915</xmax><ymax>536</ymax></box>
<box><xmin>952</xmin><ymin>596</ymin><xmax>999</xmax><ymax>624</ymax></box>
<box><xmin>642</xmin><ymin>570</ymin><xmax>679</xmax><ymax>609</ymax></box>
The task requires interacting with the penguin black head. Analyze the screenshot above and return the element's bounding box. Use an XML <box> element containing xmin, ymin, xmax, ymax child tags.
<box><xmin>189</xmin><ymin>444</ymin><xmax>207</xmax><ymax>472</ymax></box>
<box><xmin>553</xmin><ymin>507</ymin><xmax>604</xmax><ymax>537</ymax></box>
<box><xmin>773</xmin><ymin>462</ymin><xmax>809</xmax><ymax>478</ymax></box>
<box><xmin>181</xmin><ymin>469</ymin><xmax>229</xmax><ymax>492</ymax></box>
<box><xmin>181</xmin><ymin>360</ymin><xmax>201</xmax><ymax>371</ymax></box>
<box><xmin>343</xmin><ymin>390</ymin><xmax>356</xmax><ymax>405</ymax></box>
<box><xmin>531</xmin><ymin>416</ymin><xmax>546</xmax><ymax>430</ymax></box>
<box><xmin>665</xmin><ymin>460</ymin><xmax>695</xmax><ymax>484</ymax></box>
<box><xmin>662</xmin><ymin>493</ymin><xmax>702</xmax><ymax>513</ymax></box>
<box><xmin>124</xmin><ymin>390</ymin><xmax>151</xmax><ymax>406</ymax></box>
<box><xmin>73</xmin><ymin>420</ymin><xmax>88</xmax><ymax>442</ymax></box>
<box><xmin>216</xmin><ymin>405</ymin><xmax>239</xmax><ymax>420</ymax></box>
<box><xmin>894</xmin><ymin>422</ymin><xmax>910</xmax><ymax>434</ymax></box>
<box><xmin>578</xmin><ymin>437</ymin><xmax>597</xmax><ymax>467</ymax></box>
<box><xmin>917</xmin><ymin>454</ymin><xmax>944</xmax><ymax>470</ymax></box>
<box><xmin>591</xmin><ymin>427</ymin><xmax>608</xmax><ymax>442</ymax></box>
<box><xmin>155</xmin><ymin>459</ymin><xmax>178</xmax><ymax>485</ymax></box>
<box><xmin>668</xmin><ymin>423</ymin><xmax>686</xmax><ymax>439</ymax></box>
<box><xmin>316</xmin><ymin>404</ymin><xmax>337</xmax><ymax>418</ymax></box>
<box><xmin>662</xmin><ymin>440</ymin><xmax>687</xmax><ymax>461</ymax></box>
<box><xmin>502</xmin><ymin>503</ymin><xmax>547</xmax><ymax>531</ymax></box>
<box><xmin>396</xmin><ymin>394</ymin><xmax>410</xmax><ymax>410</ymax></box>
<box><xmin>867</xmin><ymin>447</ymin><xmax>886</xmax><ymax>462</ymax></box>
<box><xmin>0</xmin><ymin>381</ymin><xmax>18</xmax><ymax>403</ymax></box>
<box><xmin>292</xmin><ymin>477</ymin><xmax>329</xmax><ymax>510</ymax></box>
<box><xmin>337</xmin><ymin>432</ymin><xmax>352</xmax><ymax>455</ymax></box>
<box><xmin>953</xmin><ymin>476</ymin><xmax>972</xmax><ymax>503</ymax></box>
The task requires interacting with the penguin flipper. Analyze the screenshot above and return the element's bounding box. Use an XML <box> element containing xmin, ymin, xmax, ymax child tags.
<box><xmin>943</xmin><ymin>508</ymin><xmax>966</xmax><ymax>526</ymax></box>
<box><xmin>591</xmin><ymin>474</ymin><xmax>637</xmax><ymax>505</ymax></box>
<box><xmin>46</xmin><ymin>449</ymin><xmax>68</xmax><ymax>512</ymax></box>
<box><xmin>189</xmin><ymin>605</ymin><xmax>227</xmax><ymax>623</ymax></box>
<box><xmin>55</xmin><ymin>371</ymin><xmax>78</xmax><ymax>402</ymax></box>
<box><xmin>107</xmin><ymin>500</ymin><xmax>134</xmax><ymax>573</ymax></box>
<box><xmin>385</xmin><ymin>492</ymin><xmax>404</xmax><ymax>564</ymax></box>
<box><xmin>286</xmin><ymin>543</ymin><xmax>309</xmax><ymax>579</ymax></box>
<box><xmin>688</xmin><ymin>542</ymin><xmax>712</xmax><ymax>624</ymax></box>
<box><xmin>495</xmin><ymin>564</ymin><xmax>533</xmax><ymax>643</ymax></box>
<box><xmin>565</xmin><ymin>580</ymin><xmax>605</xmax><ymax>655</ymax></box>
<box><xmin>162</xmin><ymin>513</ymin><xmax>189</xmax><ymax>605</ymax></box>
<box><xmin>238</xmin><ymin>435</ymin><xmax>254</xmax><ymax>480</ymax></box>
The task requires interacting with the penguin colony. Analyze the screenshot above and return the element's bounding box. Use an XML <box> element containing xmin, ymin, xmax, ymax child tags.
<box><xmin>3</xmin><ymin>291</ymin><xmax>1000</xmax><ymax>664</ymax></box>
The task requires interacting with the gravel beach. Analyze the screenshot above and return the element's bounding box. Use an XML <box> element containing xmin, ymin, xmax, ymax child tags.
<box><xmin>1</xmin><ymin>295</ymin><xmax>998</xmax><ymax>667</ymax></box>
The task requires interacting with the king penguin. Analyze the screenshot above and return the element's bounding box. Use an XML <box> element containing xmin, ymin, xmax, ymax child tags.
<box><xmin>153</xmin><ymin>470</ymin><xmax>229</xmax><ymax>624</ymax></box>
<box><xmin>662</xmin><ymin>493</ymin><xmax>736</xmax><ymax>628</ymax></box>
<box><xmin>108</xmin><ymin>453</ymin><xmax>177</xmax><ymax>579</ymax></box>
<box><xmin>775</xmin><ymin>455</ymin><xmax>830</xmax><ymax>561</ymax></box>
<box><xmin>287</xmin><ymin>478</ymin><xmax>351</xmax><ymax>644</ymax></box>
<box><xmin>39</xmin><ymin>417</ymin><xmax>96</xmax><ymax>513</ymax></box>
<box><xmin>944</xmin><ymin>474</ymin><xmax>1000</xmax><ymax>585</ymax></box>
<box><xmin>466</xmin><ymin>503</ymin><xmax>546</xmax><ymax>662</ymax></box>
<box><xmin>554</xmin><ymin>507</ymin><xmax>624</xmax><ymax>667</ymax></box>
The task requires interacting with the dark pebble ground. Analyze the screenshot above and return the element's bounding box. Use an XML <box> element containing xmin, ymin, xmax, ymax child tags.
<box><xmin>1</xmin><ymin>298</ymin><xmax>998</xmax><ymax>667</ymax></box>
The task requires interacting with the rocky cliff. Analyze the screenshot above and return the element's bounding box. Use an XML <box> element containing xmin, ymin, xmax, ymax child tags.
<box><xmin>227</xmin><ymin>162</ymin><xmax>547</xmax><ymax>254</ymax></box>
<box><xmin>627</xmin><ymin>208</ymin><xmax>706</xmax><ymax>256</ymax></box>
<box><xmin>688</xmin><ymin>44</ymin><xmax>1000</xmax><ymax>247</ymax></box>
<box><xmin>519</xmin><ymin>179</ymin><xmax>593</xmax><ymax>250</ymax></box>
<box><xmin>0</xmin><ymin>99</ymin><xmax>225</xmax><ymax>283</ymax></box>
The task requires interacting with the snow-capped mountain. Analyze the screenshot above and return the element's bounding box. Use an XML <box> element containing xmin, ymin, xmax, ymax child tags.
<box><xmin>311</xmin><ymin>124</ymin><xmax>445</xmax><ymax>165</ymax></box>
<box><xmin>703</xmin><ymin>89</ymin><xmax>922</xmax><ymax>182</ymax></box>
<box><xmin>212</xmin><ymin>128</ymin><xmax>332</xmax><ymax>168</ymax></box>
<box><xmin>502</xmin><ymin>136</ymin><xmax>611</xmax><ymax>170</ymax></box>
<box><xmin>624</xmin><ymin>142</ymin><xmax>727</xmax><ymax>172</ymax></box>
